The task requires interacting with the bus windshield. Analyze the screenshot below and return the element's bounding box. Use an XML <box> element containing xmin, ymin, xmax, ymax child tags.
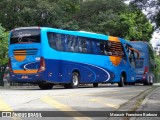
<box><xmin>10</xmin><ymin>29</ymin><xmax>41</xmax><ymax>44</ymax></box>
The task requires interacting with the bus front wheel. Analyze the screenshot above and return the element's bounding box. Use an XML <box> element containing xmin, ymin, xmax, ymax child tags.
<box><xmin>93</xmin><ymin>83</ymin><xmax>98</xmax><ymax>87</ymax></box>
<box><xmin>118</xmin><ymin>75</ymin><xmax>124</xmax><ymax>87</ymax></box>
<box><xmin>66</xmin><ymin>72</ymin><xmax>79</xmax><ymax>88</ymax></box>
<box><xmin>38</xmin><ymin>83</ymin><xmax>54</xmax><ymax>90</ymax></box>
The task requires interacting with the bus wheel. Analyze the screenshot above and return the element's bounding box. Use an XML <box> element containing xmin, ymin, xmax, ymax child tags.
<box><xmin>149</xmin><ymin>76</ymin><xmax>153</xmax><ymax>85</ymax></box>
<box><xmin>64</xmin><ymin>84</ymin><xmax>71</xmax><ymax>89</ymax></box>
<box><xmin>150</xmin><ymin>83</ymin><xmax>153</xmax><ymax>85</ymax></box>
<box><xmin>38</xmin><ymin>83</ymin><xmax>54</xmax><ymax>90</ymax></box>
<box><xmin>93</xmin><ymin>83</ymin><xmax>98</xmax><ymax>87</ymax></box>
<box><xmin>69</xmin><ymin>72</ymin><xmax>79</xmax><ymax>88</ymax></box>
<box><xmin>132</xmin><ymin>82</ymin><xmax>135</xmax><ymax>85</ymax></box>
<box><xmin>143</xmin><ymin>77</ymin><xmax>150</xmax><ymax>86</ymax></box>
<box><xmin>118</xmin><ymin>75</ymin><xmax>124</xmax><ymax>87</ymax></box>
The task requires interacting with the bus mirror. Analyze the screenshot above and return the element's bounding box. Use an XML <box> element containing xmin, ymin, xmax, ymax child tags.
<box><xmin>135</xmin><ymin>52</ymin><xmax>140</xmax><ymax>59</ymax></box>
<box><xmin>129</xmin><ymin>47</ymin><xmax>140</xmax><ymax>59</ymax></box>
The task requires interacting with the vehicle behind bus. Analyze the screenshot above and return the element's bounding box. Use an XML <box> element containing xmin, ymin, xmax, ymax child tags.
<box><xmin>129</xmin><ymin>41</ymin><xmax>156</xmax><ymax>85</ymax></box>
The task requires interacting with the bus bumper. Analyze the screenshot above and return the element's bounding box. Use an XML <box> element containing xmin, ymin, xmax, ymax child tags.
<box><xmin>135</xmin><ymin>74</ymin><xmax>148</xmax><ymax>83</ymax></box>
<box><xmin>9</xmin><ymin>73</ymin><xmax>47</xmax><ymax>84</ymax></box>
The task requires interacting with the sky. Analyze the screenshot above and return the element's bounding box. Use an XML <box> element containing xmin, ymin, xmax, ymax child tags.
<box><xmin>151</xmin><ymin>31</ymin><xmax>160</xmax><ymax>47</ymax></box>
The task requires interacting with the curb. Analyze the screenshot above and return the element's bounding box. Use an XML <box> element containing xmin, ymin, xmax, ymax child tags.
<box><xmin>130</xmin><ymin>87</ymin><xmax>160</xmax><ymax>120</ymax></box>
<box><xmin>136</xmin><ymin>87</ymin><xmax>159</xmax><ymax>111</ymax></box>
<box><xmin>106</xmin><ymin>87</ymin><xmax>156</xmax><ymax>120</ymax></box>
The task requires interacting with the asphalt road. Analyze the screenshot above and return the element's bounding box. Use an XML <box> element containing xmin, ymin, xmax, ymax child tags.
<box><xmin>0</xmin><ymin>84</ymin><xmax>153</xmax><ymax>120</ymax></box>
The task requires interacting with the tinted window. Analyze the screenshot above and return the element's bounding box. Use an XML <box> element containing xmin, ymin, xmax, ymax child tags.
<box><xmin>135</xmin><ymin>58</ymin><xmax>144</xmax><ymax>68</ymax></box>
<box><xmin>47</xmin><ymin>32</ymin><xmax>89</xmax><ymax>53</ymax></box>
<box><xmin>47</xmin><ymin>32</ymin><xmax>124</xmax><ymax>56</ymax></box>
<box><xmin>10</xmin><ymin>29</ymin><xmax>41</xmax><ymax>44</ymax></box>
<box><xmin>102</xmin><ymin>41</ymin><xmax>124</xmax><ymax>56</ymax></box>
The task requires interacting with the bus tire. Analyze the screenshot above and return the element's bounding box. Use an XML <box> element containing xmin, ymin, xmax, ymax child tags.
<box><xmin>143</xmin><ymin>77</ymin><xmax>150</xmax><ymax>86</ymax></box>
<box><xmin>64</xmin><ymin>84</ymin><xmax>70</xmax><ymax>89</ymax></box>
<box><xmin>93</xmin><ymin>83</ymin><xmax>98</xmax><ymax>87</ymax></box>
<box><xmin>149</xmin><ymin>76</ymin><xmax>154</xmax><ymax>85</ymax></box>
<box><xmin>38</xmin><ymin>83</ymin><xmax>54</xmax><ymax>90</ymax></box>
<box><xmin>69</xmin><ymin>72</ymin><xmax>79</xmax><ymax>88</ymax></box>
<box><xmin>118</xmin><ymin>75</ymin><xmax>124</xmax><ymax>87</ymax></box>
<box><xmin>131</xmin><ymin>82</ymin><xmax>135</xmax><ymax>85</ymax></box>
<box><xmin>143</xmin><ymin>81</ymin><xmax>149</xmax><ymax>86</ymax></box>
<box><xmin>124</xmin><ymin>82</ymin><xmax>128</xmax><ymax>85</ymax></box>
<box><xmin>150</xmin><ymin>83</ymin><xmax>153</xmax><ymax>85</ymax></box>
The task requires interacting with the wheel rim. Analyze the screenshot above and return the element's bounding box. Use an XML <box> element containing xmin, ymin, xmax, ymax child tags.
<box><xmin>73</xmin><ymin>75</ymin><xmax>78</xmax><ymax>86</ymax></box>
<box><xmin>121</xmin><ymin>76</ymin><xmax>124</xmax><ymax>85</ymax></box>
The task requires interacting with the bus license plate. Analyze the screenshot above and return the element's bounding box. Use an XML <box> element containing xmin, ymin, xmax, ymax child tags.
<box><xmin>22</xmin><ymin>76</ymin><xmax>28</xmax><ymax>79</ymax></box>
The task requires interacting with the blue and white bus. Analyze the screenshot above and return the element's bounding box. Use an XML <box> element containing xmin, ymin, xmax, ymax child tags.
<box><xmin>8</xmin><ymin>27</ymin><xmax>139</xmax><ymax>89</ymax></box>
<box><xmin>130</xmin><ymin>41</ymin><xmax>156</xmax><ymax>85</ymax></box>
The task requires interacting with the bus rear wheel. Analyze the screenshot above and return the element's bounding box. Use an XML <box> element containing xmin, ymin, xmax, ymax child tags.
<box><xmin>38</xmin><ymin>83</ymin><xmax>54</xmax><ymax>90</ymax></box>
<box><xmin>65</xmin><ymin>72</ymin><xmax>79</xmax><ymax>89</ymax></box>
<box><xmin>93</xmin><ymin>83</ymin><xmax>98</xmax><ymax>87</ymax></box>
<box><xmin>118</xmin><ymin>75</ymin><xmax>124</xmax><ymax>87</ymax></box>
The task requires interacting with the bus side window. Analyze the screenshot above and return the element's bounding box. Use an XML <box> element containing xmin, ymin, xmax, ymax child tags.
<box><xmin>86</xmin><ymin>40</ymin><xmax>92</xmax><ymax>54</ymax></box>
<box><xmin>67</xmin><ymin>36</ymin><xmax>75</xmax><ymax>52</ymax></box>
<box><xmin>129</xmin><ymin>50</ymin><xmax>136</xmax><ymax>68</ymax></box>
<box><xmin>81</xmin><ymin>38</ymin><xmax>87</xmax><ymax>53</ymax></box>
<box><xmin>92</xmin><ymin>40</ymin><xmax>101</xmax><ymax>55</ymax></box>
<box><xmin>47</xmin><ymin>32</ymin><xmax>56</xmax><ymax>49</ymax></box>
<box><xmin>64</xmin><ymin>35</ymin><xmax>69</xmax><ymax>51</ymax></box>
<box><xmin>56</xmin><ymin>34</ymin><xmax>63</xmax><ymax>51</ymax></box>
<box><xmin>60</xmin><ymin>34</ymin><xmax>66</xmax><ymax>51</ymax></box>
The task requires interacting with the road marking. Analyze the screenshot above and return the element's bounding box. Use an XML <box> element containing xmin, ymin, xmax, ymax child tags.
<box><xmin>0</xmin><ymin>97</ymin><xmax>21</xmax><ymax>120</ymax></box>
<box><xmin>89</xmin><ymin>99</ymin><xmax>119</xmax><ymax>109</ymax></box>
<box><xmin>0</xmin><ymin>97</ymin><xmax>13</xmax><ymax>111</ymax></box>
<box><xmin>41</xmin><ymin>96</ymin><xmax>92</xmax><ymax>120</ymax></box>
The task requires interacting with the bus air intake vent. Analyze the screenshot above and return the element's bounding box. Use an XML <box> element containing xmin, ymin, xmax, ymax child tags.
<box><xmin>13</xmin><ymin>49</ymin><xmax>38</xmax><ymax>56</ymax></box>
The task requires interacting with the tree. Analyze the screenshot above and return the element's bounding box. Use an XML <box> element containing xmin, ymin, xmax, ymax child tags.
<box><xmin>130</xmin><ymin>0</ymin><xmax>160</xmax><ymax>28</ymax></box>
<box><xmin>119</xmin><ymin>7</ymin><xmax>154</xmax><ymax>41</ymax></box>
<box><xmin>72</xmin><ymin>0</ymin><xmax>128</xmax><ymax>35</ymax></box>
<box><xmin>72</xmin><ymin>0</ymin><xmax>153</xmax><ymax>41</ymax></box>
<box><xmin>0</xmin><ymin>0</ymin><xmax>153</xmax><ymax>42</ymax></box>
<box><xmin>0</xmin><ymin>0</ymin><xmax>81</xmax><ymax>30</ymax></box>
<box><xmin>0</xmin><ymin>24</ymin><xmax>9</xmax><ymax>65</ymax></box>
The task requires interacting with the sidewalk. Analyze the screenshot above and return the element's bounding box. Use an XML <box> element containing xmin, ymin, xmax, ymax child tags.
<box><xmin>130</xmin><ymin>83</ymin><xmax>160</xmax><ymax>120</ymax></box>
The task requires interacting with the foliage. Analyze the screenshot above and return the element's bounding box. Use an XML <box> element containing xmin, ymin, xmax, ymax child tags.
<box><xmin>0</xmin><ymin>24</ymin><xmax>9</xmax><ymax>65</ymax></box>
<box><xmin>0</xmin><ymin>0</ymin><xmax>153</xmax><ymax>42</ymax></box>
<box><xmin>0</xmin><ymin>0</ymin><xmax>155</xmax><ymax>66</ymax></box>
<box><xmin>130</xmin><ymin>0</ymin><xmax>160</xmax><ymax>29</ymax></box>
<box><xmin>154</xmin><ymin>54</ymin><xmax>160</xmax><ymax>82</ymax></box>
<box><xmin>119</xmin><ymin>8</ymin><xmax>154</xmax><ymax>41</ymax></box>
<box><xmin>73</xmin><ymin>0</ymin><xmax>128</xmax><ymax>34</ymax></box>
<box><xmin>0</xmin><ymin>0</ymin><xmax>81</xmax><ymax>30</ymax></box>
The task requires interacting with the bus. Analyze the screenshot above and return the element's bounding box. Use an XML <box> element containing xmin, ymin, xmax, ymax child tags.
<box><xmin>8</xmin><ymin>27</ymin><xmax>139</xmax><ymax>89</ymax></box>
<box><xmin>129</xmin><ymin>41</ymin><xmax>156</xmax><ymax>85</ymax></box>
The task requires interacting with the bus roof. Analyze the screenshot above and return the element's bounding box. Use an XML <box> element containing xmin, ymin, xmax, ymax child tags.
<box><xmin>129</xmin><ymin>41</ymin><xmax>148</xmax><ymax>50</ymax></box>
<box><xmin>42</xmin><ymin>27</ymin><xmax>130</xmax><ymax>43</ymax></box>
<box><xmin>11</xmin><ymin>26</ymin><xmax>128</xmax><ymax>43</ymax></box>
